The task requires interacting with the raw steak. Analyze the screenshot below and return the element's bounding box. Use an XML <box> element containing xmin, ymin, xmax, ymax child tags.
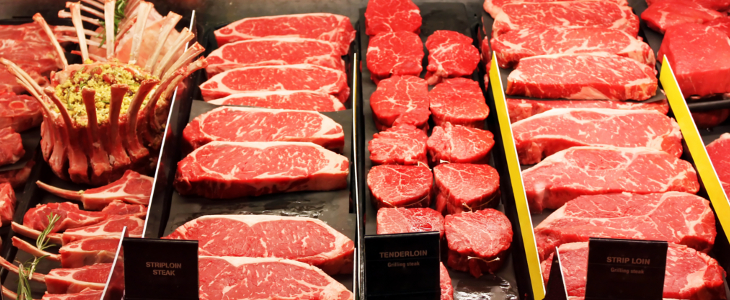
<box><xmin>0</xmin><ymin>257</ymin><xmax>110</xmax><ymax>294</ymax></box>
<box><xmin>199</xmin><ymin>64</ymin><xmax>350</xmax><ymax>102</ymax></box>
<box><xmin>0</xmin><ymin>91</ymin><xmax>42</xmax><ymax>132</ymax></box>
<box><xmin>427</xmin><ymin>122</ymin><xmax>495</xmax><ymax>165</ymax></box>
<box><xmin>492</xmin><ymin>1</ymin><xmax>639</xmax><ymax>38</ymax></box>
<box><xmin>0</xmin><ymin>127</ymin><xmax>23</xmax><ymax>166</ymax></box>
<box><xmin>23</xmin><ymin>202</ymin><xmax>107</xmax><ymax>233</ymax></box>
<box><xmin>429</xmin><ymin>78</ymin><xmax>489</xmax><ymax>128</ymax></box>
<box><xmin>365</xmin><ymin>0</ymin><xmax>422</xmax><ymax>36</ymax></box>
<box><xmin>434</xmin><ymin>164</ymin><xmax>500</xmax><ymax>214</ymax></box>
<box><xmin>707</xmin><ymin>133</ymin><xmax>730</xmax><ymax>195</ymax></box>
<box><xmin>199</xmin><ymin>256</ymin><xmax>353</xmax><ymax>300</ymax></box>
<box><xmin>205</xmin><ymin>38</ymin><xmax>345</xmax><ymax>77</ymax></box>
<box><xmin>183</xmin><ymin>106</ymin><xmax>345</xmax><ymax>153</ymax></box>
<box><xmin>440</xmin><ymin>262</ymin><xmax>454</xmax><ymax>300</ymax></box>
<box><xmin>368</xmin><ymin>125</ymin><xmax>428</xmax><ymax>165</ymax></box>
<box><xmin>174</xmin><ymin>141</ymin><xmax>349</xmax><ymax>198</ymax></box>
<box><xmin>445</xmin><ymin>209</ymin><xmax>512</xmax><ymax>278</ymax></box>
<box><xmin>483</xmin><ymin>0</ymin><xmax>629</xmax><ymax>19</ymax></box>
<box><xmin>641</xmin><ymin>0</ymin><xmax>723</xmax><ymax>34</ymax></box>
<box><xmin>100</xmin><ymin>201</ymin><xmax>147</xmax><ymax>218</ymax></box>
<box><xmin>425</xmin><ymin>30</ymin><xmax>480</xmax><ymax>85</ymax></box>
<box><xmin>12</xmin><ymin>235</ymin><xmax>119</xmax><ymax>268</ymax></box>
<box><xmin>368</xmin><ymin>164</ymin><xmax>432</xmax><ymax>208</ymax></box>
<box><xmin>369</xmin><ymin>75</ymin><xmax>430</xmax><ymax>130</ymax></box>
<box><xmin>506</xmin><ymin>98</ymin><xmax>669</xmax><ymax>123</ymax></box>
<box><xmin>542</xmin><ymin>243</ymin><xmax>726</xmax><ymax>300</ymax></box>
<box><xmin>376</xmin><ymin>207</ymin><xmax>443</xmax><ymax>237</ymax></box>
<box><xmin>706</xmin><ymin>16</ymin><xmax>730</xmax><ymax>38</ymax></box>
<box><xmin>0</xmin><ymin>183</ymin><xmax>14</xmax><ymax>225</ymax></box>
<box><xmin>512</xmin><ymin>108</ymin><xmax>683</xmax><ymax>164</ymax></box>
<box><xmin>646</xmin><ymin>0</ymin><xmax>730</xmax><ymax>11</ymax></box>
<box><xmin>41</xmin><ymin>288</ymin><xmax>102</xmax><ymax>300</ymax></box>
<box><xmin>36</xmin><ymin>170</ymin><xmax>153</xmax><ymax>210</ymax></box>
<box><xmin>507</xmin><ymin>54</ymin><xmax>657</xmax><ymax>101</ymax></box>
<box><xmin>12</xmin><ymin>215</ymin><xmax>143</xmax><ymax>246</ymax></box>
<box><xmin>165</xmin><ymin>215</ymin><xmax>354</xmax><ymax>274</ymax></box>
<box><xmin>535</xmin><ymin>192</ymin><xmax>716</xmax><ymax>260</ymax></box>
<box><xmin>0</xmin><ymin>159</ymin><xmax>33</xmax><ymax>188</ymax></box>
<box><xmin>491</xmin><ymin>27</ymin><xmax>654</xmax><ymax>68</ymax></box>
<box><xmin>366</xmin><ymin>31</ymin><xmax>424</xmax><ymax>84</ymax></box>
<box><xmin>207</xmin><ymin>91</ymin><xmax>346</xmax><ymax>112</ymax></box>
<box><xmin>214</xmin><ymin>13</ymin><xmax>356</xmax><ymax>55</ymax></box>
<box><xmin>693</xmin><ymin>109</ymin><xmax>730</xmax><ymax>128</ymax></box>
<box><xmin>523</xmin><ymin>146</ymin><xmax>700</xmax><ymax>213</ymax></box>
<box><xmin>657</xmin><ymin>23</ymin><xmax>730</xmax><ymax>97</ymax></box>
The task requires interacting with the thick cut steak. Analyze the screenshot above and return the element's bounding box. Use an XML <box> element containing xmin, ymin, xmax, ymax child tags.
<box><xmin>429</xmin><ymin>78</ymin><xmax>489</xmax><ymax>128</ymax></box>
<box><xmin>41</xmin><ymin>288</ymin><xmax>102</xmax><ymax>300</ymax></box>
<box><xmin>174</xmin><ymin>141</ymin><xmax>349</xmax><ymax>198</ymax></box>
<box><xmin>199</xmin><ymin>64</ymin><xmax>350</xmax><ymax>102</ymax></box>
<box><xmin>512</xmin><ymin>108</ymin><xmax>683</xmax><ymax>164</ymax></box>
<box><xmin>377</xmin><ymin>207</ymin><xmax>445</xmax><ymax>237</ymax></box>
<box><xmin>641</xmin><ymin>0</ymin><xmax>723</xmax><ymax>34</ymax></box>
<box><xmin>0</xmin><ymin>91</ymin><xmax>42</xmax><ymax>132</ymax></box>
<box><xmin>0</xmin><ymin>183</ymin><xmax>14</xmax><ymax>225</ymax></box>
<box><xmin>23</xmin><ymin>202</ymin><xmax>107</xmax><ymax>233</ymax></box>
<box><xmin>368</xmin><ymin>164</ymin><xmax>432</xmax><ymax>208</ymax></box>
<box><xmin>183</xmin><ymin>106</ymin><xmax>345</xmax><ymax>152</ymax></box>
<box><xmin>445</xmin><ymin>209</ymin><xmax>512</xmax><ymax>278</ymax></box>
<box><xmin>523</xmin><ymin>147</ymin><xmax>700</xmax><ymax>213</ymax></box>
<box><xmin>205</xmin><ymin>38</ymin><xmax>345</xmax><ymax>77</ymax></box>
<box><xmin>707</xmin><ymin>133</ymin><xmax>730</xmax><ymax>196</ymax></box>
<box><xmin>707</xmin><ymin>16</ymin><xmax>730</xmax><ymax>37</ymax></box>
<box><xmin>657</xmin><ymin>23</ymin><xmax>730</xmax><ymax>98</ymax></box>
<box><xmin>213</xmin><ymin>13</ymin><xmax>356</xmax><ymax>55</ymax></box>
<box><xmin>370</xmin><ymin>75</ymin><xmax>430</xmax><ymax>130</ymax></box>
<box><xmin>491</xmin><ymin>27</ymin><xmax>654</xmax><ymax>68</ymax></box>
<box><xmin>207</xmin><ymin>91</ymin><xmax>345</xmax><ymax>112</ymax></box>
<box><xmin>440</xmin><ymin>262</ymin><xmax>454</xmax><ymax>300</ymax></box>
<box><xmin>199</xmin><ymin>256</ymin><xmax>353</xmax><ymax>300</ymax></box>
<box><xmin>36</xmin><ymin>170</ymin><xmax>152</xmax><ymax>210</ymax></box>
<box><xmin>365</xmin><ymin>0</ymin><xmax>422</xmax><ymax>36</ymax></box>
<box><xmin>483</xmin><ymin>0</ymin><xmax>628</xmax><ymax>18</ymax></box>
<box><xmin>507</xmin><ymin>98</ymin><xmax>669</xmax><ymax>123</ymax></box>
<box><xmin>647</xmin><ymin>0</ymin><xmax>730</xmax><ymax>11</ymax></box>
<box><xmin>542</xmin><ymin>243</ymin><xmax>726</xmax><ymax>300</ymax></box>
<box><xmin>0</xmin><ymin>127</ymin><xmax>23</xmax><ymax>166</ymax></box>
<box><xmin>427</xmin><ymin>122</ymin><xmax>495</xmax><ymax>165</ymax></box>
<box><xmin>507</xmin><ymin>54</ymin><xmax>657</xmax><ymax>101</ymax></box>
<box><xmin>434</xmin><ymin>164</ymin><xmax>500</xmax><ymax>214</ymax></box>
<box><xmin>493</xmin><ymin>1</ymin><xmax>639</xmax><ymax>38</ymax></box>
<box><xmin>535</xmin><ymin>192</ymin><xmax>716</xmax><ymax>260</ymax></box>
<box><xmin>425</xmin><ymin>30</ymin><xmax>480</xmax><ymax>85</ymax></box>
<box><xmin>366</xmin><ymin>31</ymin><xmax>424</xmax><ymax>84</ymax></box>
<box><xmin>166</xmin><ymin>215</ymin><xmax>354</xmax><ymax>274</ymax></box>
<box><xmin>368</xmin><ymin>125</ymin><xmax>428</xmax><ymax>165</ymax></box>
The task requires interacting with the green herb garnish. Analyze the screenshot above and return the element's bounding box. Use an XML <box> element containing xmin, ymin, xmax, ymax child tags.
<box><xmin>97</xmin><ymin>0</ymin><xmax>128</xmax><ymax>48</ymax></box>
<box><xmin>16</xmin><ymin>213</ymin><xmax>60</xmax><ymax>300</ymax></box>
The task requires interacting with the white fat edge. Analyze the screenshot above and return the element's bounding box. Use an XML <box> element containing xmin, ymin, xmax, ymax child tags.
<box><xmin>208</xmin><ymin>91</ymin><xmax>345</xmax><ymax>110</ymax></box>
<box><xmin>568</xmin><ymin>86</ymin><xmax>611</xmax><ymax>100</ymax></box>
<box><xmin>557</xmin><ymin>241</ymin><xmax>588</xmax><ymax>252</ymax></box>
<box><xmin>217</xmin><ymin>13</ymin><xmax>347</xmax><ymax>36</ymax></box>
<box><xmin>197</xmin><ymin>106</ymin><xmax>343</xmax><ymax>139</ymax></box>
<box><xmin>534</xmin><ymin>205</ymin><xmax>568</xmax><ymax>230</ymax></box>
<box><xmin>207</xmin><ymin>63</ymin><xmax>346</xmax><ymax>86</ymax></box>
<box><xmin>707</xmin><ymin>133</ymin><xmax>730</xmax><ymax>149</ymax></box>
<box><xmin>512</xmin><ymin>107</ymin><xmax>666</xmax><ymax>128</ymax></box>
<box><xmin>200</xmin><ymin>255</ymin><xmax>316</xmax><ymax>269</ymax></box>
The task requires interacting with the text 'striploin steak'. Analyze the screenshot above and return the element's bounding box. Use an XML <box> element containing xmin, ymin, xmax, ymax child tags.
<box><xmin>207</xmin><ymin>91</ymin><xmax>345</xmax><ymax>112</ymax></box>
<box><xmin>205</xmin><ymin>38</ymin><xmax>345</xmax><ymax>77</ymax></box>
<box><xmin>0</xmin><ymin>127</ymin><xmax>23</xmax><ymax>167</ymax></box>
<box><xmin>199</xmin><ymin>256</ymin><xmax>353</xmax><ymax>300</ymax></box>
<box><xmin>523</xmin><ymin>147</ymin><xmax>700</xmax><ymax>213</ymax></box>
<box><xmin>213</xmin><ymin>13</ymin><xmax>356</xmax><ymax>55</ymax></box>
<box><xmin>165</xmin><ymin>215</ymin><xmax>354</xmax><ymax>274</ymax></box>
<box><xmin>199</xmin><ymin>64</ymin><xmax>350</xmax><ymax>102</ymax></box>
<box><xmin>368</xmin><ymin>164</ymin><xmax>433</xmax><ymax>208</ymax></box>
<box><xmin>366</xmin><ymin>31</ymin><xmax>424</xmax><ymax>84</ymax></box>
<box><xmin>707</xmin><ymin>133</ymin><xmax>730</xmax><ymax>195</ymax></box>
<box><xmin>492</xmin><ymin>1</ymin><xmax>639</xmax><ymax>38</ymax></box>
<box><xmin>641</xmin><ymin>0</ymin><xmax>723</xmax><ymax>34</ymax></box>
<box><xmin>445</xmin><ymin>209</ymin><xmax>512</xmax><ymax>278</ymax></box>
<box><xmin>364</xmin><ymin>0</ymin><xmax>422</xmax><ymax>36</ymax></box>
<box><xmin>427</xmin><ymin>122</ymin><xmax>495</xmax><ymax>165</ymax></box>
<box><xmin>429</xmin><ymin>78</ymin><xmax>489</xmax><ymax>128</ymax></box>
<box><xmin>424</xmin><ymin>30</ymin><xmax>480</xmax><ymax>85</ymax></box>
<box><xmin>434</xmin><ymin>164</ymin><xmax>501</xmax><ymax>214</ymax></box>
<box><xmin>183</xmin><ymin>106</ymin><xmax>345</xmax><ymax>152</ymax></box>
<box><xmin>369</xmin><ymin>125</ymin><xmax>428</xmax><ymax>165</ymax></box>
<box><xmin>482</xmin><ymin>0</ymin><xmax>629</xmax><ymax>18</ymax></box>
<box><xmin>506</xmin><ymin>98</ymin><xmax>669</xmax><ymax>123</ymax></box>
<box><xmin>535</xmin><ymin>192</ymin><xmax>716</xmax><ymax>260</ymax></box>
<box><xmin>491</xmin><ymin>27</ymin><xmax>654</xmax><ymax>68</ymax></box>
<box><xmin>377</xmin><ymin>207</ymin><xmax>445</xmax><ymax>237</ymax></box>
<box><xmin>174</xmin><ymin>141</ymin><xmax>349</xmax><ymax>198</ymax></box>
<box><xmin>507</xmin><ymin>54</ymin><xmax>657</xmax><ymax>101</ymax></box>
<box><xmin>512</xmin><ymin>108</ymin><xmax>683</xmax><ymax>164</ymax></box>
<box><xmin>542</xmin><ymin>243</ymin><xmax>726</xmax><ymax>300</ymax></box>
<box><xmin>369</xmin><ymin>75</ymin><xmax>430</xmax><ymax>130</ymax></box>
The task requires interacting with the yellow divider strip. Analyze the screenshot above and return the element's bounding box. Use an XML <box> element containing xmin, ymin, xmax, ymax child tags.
<box><xmin>489</xmin><ymin>53</ymin><xmax>546</xmax><ymax>300</ymax></box>
<box><xmin>660</xmin><ymin>57</ymin><xmax>730</xmax><ymax>241</ymax></box>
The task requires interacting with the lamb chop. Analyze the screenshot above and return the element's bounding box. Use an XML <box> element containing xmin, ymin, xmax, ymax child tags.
<box><xmin>0</xmin><ymin>127</ymin><xmax>24</xmax><ymax>167</ymax></box>
<box><xmin>13</xmin><ymin>215</ymin><xmax>144</xmax><ymax>245</ymax></box>
<box><xmin>22</xmin><ymin>202</ymin><xmax>107</xmax><ymax>234</ymax></box>
<box><xmin>36</xmin><ymin>170</ymin><xmax>152</xmax><ymax>210</ymax></box>
<box><xmin>0</xmin><ymin>256</ymin><xmax>111</xmax><ymax>294</ymax></box>
<box><xmin>13</xmin><ymin>236</ymin><xmax>119</xmax><ymax>268</ymax></box>
<box><xmin>0</xmin><ymin>91</ymin><xmax>43</xmax><ymax>132</ymax></box>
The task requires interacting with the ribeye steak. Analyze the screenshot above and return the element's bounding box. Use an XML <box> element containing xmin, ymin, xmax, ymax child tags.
<box><xmin>207</xmin><ymin>91</ymin><xmax>345</xmax><ymax>112</ymax></box>
<box><xmin>376</xmin><ymin>207</ymin><xmax>445</xmax><ymax>237</ymax></box>
<box><xmin>641</xmin><ymin>0</ymin><xmax>723</xmax><ymax>34</ymax></box>
<box><xmin>0</xmin><ymin>127</ymin><xmax>23</xmax><ymax>167</ymax></box>
<box><xmin>445</xmin><ymin>209</ymin><xmax>512</xmax><ymax>278</ymax></box>
<box><xmin>427</xmin><ymin>122</ymin><xmax>495</xmax><ymax>166</ymax></box>
<box><xmin>368</xmin><ymin>124</ymin><xmax>428</xmax><ymax>165</ymax></box>
<box><xmin>364</xmin><ymin>0</ymin><xmax>422</xmax><ymax>36</ymax></box>
<box><xmin>425</xmin><ymin>30</ymin><xmax>480</xmax><ymax>85</ymax></box>
<box><xmin>707</xmin><ymin>133</ymin><xmax>730</xmax><ymax>196</ymax></box>
<box><xmin>366</xmin><ymin>31</ymin><xmax>424</xmax><ymax>84</ymax></box>
<box><xmin>429</xmin><ymin>78</ymin><xmax>489</xmax><ymax>128</ymax></box>
<box><xmin>369</xmin><ymin>75</ymin><xmax>430</xmax><ymax>130</ymax></box>
<box><xmin>367</xmin><ymin>164</ymin><xmax>432</xmax><ymax>208</ymax></box>
<box><xmin>506</xmin><ymin>98</ymin><xmax>669</xmax><ymax>123</ymax></box>
<box><xmin>434</xmin><ymin>163</ymin><xmax>500</xmax><ymax>215</ymax></box>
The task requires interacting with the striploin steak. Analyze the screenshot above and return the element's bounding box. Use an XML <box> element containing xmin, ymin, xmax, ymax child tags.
<box><xmin>370</xmin><ymin>75</ymin><xmax>430</xmax><ymax>130</ymax></box>
<box><xmin>427</xmin><ymin>122</ymin><xmax>495</xmax><ymax>166</ymax></box>
<box><xmin>429</xmin><ymin>78</ymin><xmax>489</xmax><ymax>128</ymax></box>
<box><xmin>707</xmin><ymin>133</ymin><xmax>730</xmax><ymax>196</ymax></box>
<box><xmin>174</xmin><ymin>141</ymin><xmax>349</xmax><ymax>198</ymax></box>
<box><xmin>483</xmin><ymin>0</ymin><xmax>628</xmax><ymax>19</ymax></box>
<box><xmin>366</xmin><ymin>31</ymin><xmax>424</xmax><ymax>84</ymax></box>
<box><xmin>646</xmin><ymin>0</ymin><xmax>730</xmax><ymax>11</ymax></box>
<box><xmin>368</xmin><ymin>164</ymin><xmax>433</xmax><ymax>208</ymax></box>
<box><xmin>377</xmin><ymin>207</ymin><xmax>445</xmax><ymax>237</ymax></box>
<box><xmin>641</xmin><ymin>0</ymin><xmax>723</xmax><ymax>34</ymax></box>
<box><xmin>445</xmin><ymin>209</ymin><xmax>512</xmax><ymax>278</ymax></box>
<box><xmin>166</xmin><ymin>215</ymin><xmax>354</xmax><ymax>274</ymax></box>
<box><xmin>0</xmin><ymin>127</ymin><xmax>23</xmax><ymax>167</ymax></box>
<box><xmin>365</xmin><ymin>0</ymin><xmax>422</xmax><ymax>36</ymax></box>
<box><xmin>506</xmin><ymin>98</ymin><xmax>669</xmax><ymax>123</ymax></box>
<box><xmin>434</xmin><ymin>163</ymin><xmax>501</xmax><ymax>214</ymax></box>
<box><xmin>207</xmin><ymin>91</ymin><xmax>346</xmax><ymax>112</ymax></box>
<box><xmin>369</xmin><ymin>125</ymin><xmax>428</xmax><ymax>165</ymax></box>
<box><xmin>425</xmin><ymin>30</ymin><xmax>480</xmax><ymax>85</ymax></box>
<box><xmin>523</xmin><ymin>146</ymin><xmax>700</xmax><ymax>213</ymax></box>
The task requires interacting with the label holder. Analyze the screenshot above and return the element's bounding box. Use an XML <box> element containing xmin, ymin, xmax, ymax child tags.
<box><xmin>123</xmin><ymin>238</ymin><xmax>199</xmax><ymax>300</ymax></box>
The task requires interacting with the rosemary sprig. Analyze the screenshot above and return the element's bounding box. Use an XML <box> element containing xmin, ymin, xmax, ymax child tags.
<box><xmin>97</xmin><ymin>0</ymin><xmax>128</xmax><ymax>47</ymax></box>
<box><xmin>16</xmin><ymin>213</ymin><xmax>60</xmax><ymax>300</ymax></box>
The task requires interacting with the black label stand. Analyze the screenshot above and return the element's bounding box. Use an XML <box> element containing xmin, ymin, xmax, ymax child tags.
<box><xmin>123</xmin><ymin>238</ymin><xmax>199</xmax><ymax>300</ymax></box>
<box><xmin>544</xmin><ymin>247</ymin><xmax>569</xmax><ymax>300</ymax></box>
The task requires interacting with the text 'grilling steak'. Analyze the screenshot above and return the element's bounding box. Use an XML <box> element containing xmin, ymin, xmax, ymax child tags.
<box><xmin>36</xmin><ymin>170</ymin><xmax>153</xmax><ymax>210</ymax></box>
<box><xmin>523</xmin><ymin>147</ymin><xmax>700</xmax><ymax>213</ymax></box>
<box><xmin>512</xmin><ymin>108</ymin><xmax>682</xmax><ymax>164</ymax></box>
<box><xmin>707</xmin><ymin>133</ymin><xmax>730</xmax><ymax>196</ymax></box>
<box><xmin>434</xmin><ymin>164</ymin><xmax>501</xmax><ymax>215</ymax></box>
<box><xmin>429</xmin><ymin>78</ymin><xmax>489</xmax><ymax>128</ymax></box>
<box><xmin>368</xmin><ymin>164</ymin><xmax>433</xmax><ymax>208</ymax></box>
<box><xmin>174</xmin><ymin>141</ymin><xmax>349</xmax><ymax>198</ymax></box>
<box><xmin>207</xmin><ymin>91</ymin><xmax>346</xmax><ymax>112</ymax></box>
<box><xmin>367</xmin><ymin>31</ymin><xmax>424</xmax><ymax>84</ymax></box>
<box><xmin>641</xmin><ymin>0</ymin><xmax>723</xmax><ymax>34</ymax></box>
<box><xmin>377</xmin><ymin>207</ymin><xmax>445</xmax><ymax>237</ymax></box>
<box><xmin>425</xmin><ymin>30</ymin><xmax>480</xmax><ymax>85</ymax></box>
<box><xmin>166</xmin><ymin>215</ymin><xmax>354</xmax><ymax>274</ymax></box>
<box><xmin>364</xmin><ymin>0</ymin><xmax>422</xmax><ymax>36</ymax></box>
<box><xmin>506</xmin><ymin>98</ymin><xmax>669</xmax><ymax>123</ymax></box>
<box><xmin>370</xmin><ymin>75</ymin><xmax>430</xmax><ymax>130</ymax></box>
<box><xmin>445</xmin><ymin>209</ymin><xmax>513</xmax><ymax>278</ymax></box>
<box><xmin>427</xmin><ymin>122</ymin><xmax>495</xmax><ymax>165</ymax></box>
<box><xmin>369</xmin><ymin>125</ymin><xmax>428</xmax><ymax>165</ymax></box>
<box><xmin>507</xmin><ymin>54</ymin><xmax>657</xmax><ymax>101</ymax></box>
<box><xmin>482</xmin><ymin>0</ymin><xmax>629</xmax><ymax>18</ymax></box>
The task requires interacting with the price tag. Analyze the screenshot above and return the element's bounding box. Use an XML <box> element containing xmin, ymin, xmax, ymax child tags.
<box><xmin>123</xmin><ymin>238</ymin><xmax>199</xmax><ymax>300</ymax></box>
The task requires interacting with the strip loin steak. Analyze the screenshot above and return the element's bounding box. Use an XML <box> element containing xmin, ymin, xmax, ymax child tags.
<box><xmin>506</xmin><ymin>98</ymin><xmax>669</xmax><ymax>123</ymax></box>
<box><xmin>369</xmin><ymin>75</ymin><xmax>430</xmax><ymax>130</ymax></box>
<box><xmin>377</xmin><ymin>207</ymin><xmax>445</xmax><ymax>237</ymax></box>
<box><xmin>369</xmin><ymin>125</ymin><xmax>428</xmax><ymax>165</ymax></box>
<box><xmin>429</xmin><ymin>78</ymin><xmax>489</xmax><ymax>128</ymax></box>
<box><xmin>366</xmin><ymin>31</ymin><xmax>424</xmax><ymax>84</ymax></box>
<box><xmin>367</xmin><ymin>164</ymin><xmax>433</xmax><ymax>208</ymax></box>
<box><xmin>641</xmin><ymin>0</ymin><xmax>723</xmax><ymax>34</ymax></box>
<box><xmin>482</xmin><ymin>0</ymin><xmax>629</xmax><ymax>19</ymax></box>
<box><xmin>427</xmin><ymin>122</ymin><xmax>495</xmax><ymax>166</ymax></box>
<box><xmin>434</xmin><ymin>163</ymin><xmax>500</xmax><ymax>215</ymax></box>
<box><xmin>425</xmin><ymin>30</ymin><xmax>480</xmax><ymax>85</ymax></box>
<box><xmin>646</xmin><ymin>0</ymin><xmax>730</xmax><ymax>11</ymax></box>
<box><xmin>707</xmin><ymin>133</ymin><xmax>730</xmax><ymax>196</ymax></box>
<box><xmin>207</xmin><ymin>91</ymin><xmax>345</xmax><ymax>112</ymax></box>
<box><xmin>445</xmin><ymin>209</ymin><xmax>512</xmax><ymax>278</ymax></box>
<box><xmin>364</xmin><ymin>0</ymin><xmax>422</xmax><ymax>36</ymax></box>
